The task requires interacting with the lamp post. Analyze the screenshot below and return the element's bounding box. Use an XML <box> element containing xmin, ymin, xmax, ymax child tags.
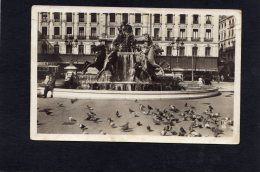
<box><xmin>65</xmin><ymin>37</ymin><xmax>78</xmax><ymax>65</ymax></box>
<box><xmin>192</xmin><ymin>43</ymin><xmax>198</xmax><ymax>82</ymax></box>
<box><xmin>170</xmin><ymin>37</ymin><xmax>184</xmax><ymax>68</ymax></box>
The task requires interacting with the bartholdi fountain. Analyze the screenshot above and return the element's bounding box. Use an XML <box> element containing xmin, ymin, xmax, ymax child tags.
<box><xmin>39</xmin><ymin>21</ymin><xmax>219</xmax><ymax>99</ymax></box>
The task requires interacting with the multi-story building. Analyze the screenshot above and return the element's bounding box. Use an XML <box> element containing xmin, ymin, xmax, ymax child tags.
<box><xmin>37</xmin><ymin>9</ymin><xmax>219</xmax><ymax>80</ymax></box>
<box><xmin>218</xmin><ymin>15</ymin><xmax>236</xmax><ymax>79</ymax></box>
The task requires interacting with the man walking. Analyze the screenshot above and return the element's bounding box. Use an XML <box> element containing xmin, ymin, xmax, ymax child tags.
<box><xmin>43</xmin><ymin>73</ymin><xmax>56</xmax><ymax>98</ymax></box>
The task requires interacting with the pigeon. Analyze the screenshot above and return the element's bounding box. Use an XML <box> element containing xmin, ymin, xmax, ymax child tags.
<box><xmin>147</xmin><ymin>105</ymin><xmax>153</xmax><ymax>110</ymax></box>
<box><xmin>70</xmin><ymin>98</ymin><xmax>78</xmax><ymax>104</ymax></box>
<box><xmin>92</xmin><ymin>117</ymin><xmax>100</xmax><ymax>123</ymax></box>
<box><xmin>116</xmin><ymin>111</ymin><xmax>121</xmax><ymax>118</ymax></box>
<box><xmin>107</xmin><ymin>117</ymin><xmax>113</xmax><ymax>122</ymax></box>
<box><xmin>211</xmin><ymin>127</ymin><xmax>223</xmax><ymax>137</ymax></box>
<box><xmin>39</xmin><ymin>108</ymin><xmax>53</xmax><ymax>115</ymax></box>
<box><xmin>57</xmin><ymin>102</ymin><xmax>64</xmax><ymax>107</ymax></box>
<box><xmin>86</xmin><ymin>105</ymin><xmax>94</xmax><ymax>111</ymax></box>
<box><xmin>89</xmin><ymin>111</ymin><xmax>97</xmax><ymax>116</ymax></box>
<box><xmin>190</xmin><ymin>130</ymin><xmax>202</xmax><ymax>137</ymax></box>
<box><xmin>69</xmin><ymin>116</ymin><xmax>77</xmax><ymax>122</ymax></box>
<box><xmin>137</xmin><ymin>121</ymin><xmax>142</xmax><ymax>126</ymax></box>
<box><xmin>147</xmin><ymin>125</ymin><xmax>153</xmax><ymax>132</ymax></box>
<box><xmin>110</xmin><ymin>122</ymin><xmax>116</xmax><ymax>128</ymax></box>
<box><xmin>139</xmin><ymin>104</ymin><xmax>146</xmax><ymax>111</ymax></box>
<box><xmin>169</xmin><ymin>105</ymin><xmax>179</xmax><ymax>113</ymax></box>
<box><xmin>79</xmin><ymin>124</ymin><xmax>87</xmax><ymax>131</ymax></box>
<box><xmin>171</xmin><ymin>130</ymin><xmax>178</xmax><ymax>135</ymax></box>
<box><xmin>208</xmin><ymin>105</ymin><xmax>214</xmax><ymax>111</ymax></box>
<box><xmin>179</xmin><ymin>127</ymin><xmax>187</xmax><ymax>136</ymax></box>
<box><xmin>99</xmin><ymin>130</ymin><xmax>106</xmax><ymax>135</ymax></box>
<box><xmin>160</xmin><ymin>130</ymin><xmax>167</xmax><ymax>136</ymax></box>
<box><xmin>129</xmin><ymin>108</ymin><xmax>135</xmax><ymax>113</ymax></box>
<box><xmin>120</xmin><ymin>122</ymin><xmax>129</xmax><ymax>131</ymax></box>
<box><xmin>153</xmin><ymin>118</ymin><xmax>161</xmax><ymax>125</ymax></box>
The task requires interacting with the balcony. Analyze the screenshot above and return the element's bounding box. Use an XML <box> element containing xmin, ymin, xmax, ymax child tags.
<box><xmin>52</xmin><ymin>35</ymin><xmax>62</xmax><ymax>39</ymax></box>
<box><xmin>204</xmin><ymin>37</ymin><xmax>213</xmax><ymax>42</ymax></box>
<box><xmin>65</xmin><ymin>35</ymin><xmax>74</xmax><ymax>39</ymax></box>
<box><xmin>152</xmin><ymin>36</ymin><xmax>162</xmax><ymax>41</ymax></box>
<box><xmin>191</xmin><ymin>37</ymin><xmax>200</xmax><ymax>42</ymax></box>
<box><xmin>165</xmin><ymin>37</ymin><xmax>174</xmax><ymax>41</ymax></box>
<box><xmin>39</xmin><ymin>35</ymin><xmax>49</xmax><ymax>39</ymax></box>
<box><xmin>89</xmin><ymin>36</ymin><xmax>99</xmax><ymax>40</ymax></box>
<box><xmin>179</xmin><ymin>37</ymin><xmax>187</xmax><ymax>41</ymax></box>
<box><xmin>77</xmin><ymin>35</ymin><xmax>86</xmax><ymax>40</ymax></box>
<box><xmin>41</xmin><ymin>18</ymin><xmax>49</xmax><ymax>23</ymax></box>
<box><xmin>53</xmin><ymin>19</ymin><xmax>61</xmax><ymax>22</ymax></box>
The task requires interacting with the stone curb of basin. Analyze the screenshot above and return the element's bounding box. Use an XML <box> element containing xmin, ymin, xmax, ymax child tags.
<box><xmin>37</xmin><ymin>87</ymin><xmax>220</xmax><ymax>100</ymax></box>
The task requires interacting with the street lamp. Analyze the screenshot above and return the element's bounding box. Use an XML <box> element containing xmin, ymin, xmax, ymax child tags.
<box><xmin>192</xmin><ymin>43</ymin><xmax>197</xmax><ymax>82</ymax></box>
<box><xmin>170</xmin><ymin>37</ymin><xmax>184</xmax><ymax>68</ymax></box>
<box><xmin>65</xmin><ymin>37</ymin><xmax>78</xmax><ymax>63</ymax></box>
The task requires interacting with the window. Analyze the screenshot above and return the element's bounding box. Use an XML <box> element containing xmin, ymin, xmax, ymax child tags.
<box><xmin>122</xmin><ymin>13</ymin><xmax>128</xmax><ymax>23</ymax></box>
<box><xmin>179</xmin><ymin>47</ymin><xmax>185</xmax><ymax>56</ymax></box>
<box><xmin>79</xmin><ymin>13</ymin><xmax>84</xmax><ymax>22</ymax></box>
<box><xmin>180</xmin><ymin>14</ymin><xmax>186</xmax><ymax>24</ymax></box>
<box><xmin>42</xmin><ymin>12</ymin><xmax>48</xmax><ymax>22</ymax></box>
<box><xmin>66</xmin><ymin>44</ymin><xmax>72</xmax><ymax>54</ymax></box>
<box><xmin>192</xmin><ymin>47</ymin><xmax>198</xmax><ymax>56</ymax></box>
<box><xmin>166</xmin><ymin>46</ymin><xmax>172</xmax><ymax>56</ymax></box>
<box><xmin>54</xmin><ymin>27</ymin><xmax>60</xmax><ymax>35</ymax></box>
<box><xmin>42</xmin><ymin>27</ymin><xmax>47</xmax><ymax>36</ymax></box>
<box><xmin>193</xmin><ymin>15</ymin><xmax>199</xmax><ymax>24</ymax></box>
<box><xmin>67</xmin><ymin>27</ymin><xmax>72</xmax><ymax>35</ymax></box>
<box><xmin>91</xmin><ymin>27</ymin><xmax>97</xmax><ymax>36</ymax></box>
<box><xmin>78</xmin><ymin>45</ymin><xmax>84</xmax><ymax>54</ymax></box>
<box><xmin>206</xmin><ymin>15</ymin><xmax>211</xmax><ymax>24</ymax></box>
<box><xmin>110</xmin><ymin>13</ymin><xmax>115</xmax><ymax>22</ymax></box>
<box><xmin>192</xmin><ymin>29</ymin><xmax>198</xmax><ymax>38</ymax></box>
<box><xmin>180</xmin><ymin>29</ymin><xmax>185</xmax><ymax>38</ymax></box>
<box><xmin>42</xmin><ymin>42</ymin><xmax>47</xmax><ymax>54</ymax></box>
<box><xmin>54</xmin><ymin>44</ymin><xmax>59</xmax><ymax>54</ymax></box>
<box><xmin>91</xmin><ymin>13</ymin><xmax>97</xmax><ymax>22</ymax></box>
<box><xmin>167</xmin><ymin>14</ymin><xmax>173</xmax><ymax>24</ymax></box>
<box><xmin>54</xmin><ymin>12</ymin><xmax>60</xmax><ymax>22</ymax></box>
<box><xmin>135</xmin><ymin>13</ymin><xmax>141</xmax><ymax>23</ymax></box>
<box><xmin>205</xmin><ymin>29</ymin><xmax>211</xmax><ymax>39</ymax></box>
<box><xmin>91</xmin><ymin>45</ymin><xmax>95</xmax><ymax>54</ymax></box>
<box><xmin>135</xmin><ymin>28</ymin><xmax>141</xmax><ymax>36</ymax></box>
<box><xmin>154</xmin><ymin>14</ymin><xmax>160</xmax><ymax>23</ymax></box>
<box><xmin>66</xmin><ymin>13</ymin><xmax>72</xmax><ymax>22</ymax></box>
<box><xmin>79</xmin><ymin>27</ymin><xmax>84</xmax><ymax>36</ymax></box>
<box><xmin>154</xmin><ymin>28</ymin><xmax>160</xmax><ymax>38</ymax></box>
<box><xmin>167</xmin><ymin>29</ymin><xmax>173</xmax><ymax>38</ymax></box>
<box><xmin>205</xmin><ymin>47</ymin><xmax>211</xmax><ymax>56</ymax></box>
<box><xmin>110</xmin><ymin>28</ymin><xmax>115</xmax><ymax>36</ymax></box>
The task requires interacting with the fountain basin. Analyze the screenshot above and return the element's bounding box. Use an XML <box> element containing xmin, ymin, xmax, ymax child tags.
<box><xmin>37</xmin><ymin>86</ymin><xmax>220</xmax><ymax>100</ymax></box>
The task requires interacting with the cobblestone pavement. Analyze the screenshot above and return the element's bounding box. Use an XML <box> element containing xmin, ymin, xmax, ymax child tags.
<box><xmin>37</xmin><ymin>91</ymin><xmax>234</xmax><ymax>137</ymax></box>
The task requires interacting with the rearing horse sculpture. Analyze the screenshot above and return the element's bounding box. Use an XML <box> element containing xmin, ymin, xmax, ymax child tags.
<box><xmin>82</xmin><ymin>44</ymin><xmax>106</xmax><ymax>74</ymax></box>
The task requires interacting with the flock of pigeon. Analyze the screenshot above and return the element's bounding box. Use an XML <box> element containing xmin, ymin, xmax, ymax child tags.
<box><xmin>38</xmin><ymin>98</ymin><xmax>233</xmax><ymax>137</ymax></box>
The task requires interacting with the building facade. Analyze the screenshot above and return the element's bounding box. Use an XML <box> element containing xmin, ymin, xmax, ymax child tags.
<box><xmin>218</xmin><ymin>15</ymin><xmax>236</xmax><ymax>79</ymax></box>
<box><xmin>38</xmin><ymin>10</ymin><xmax>219</xmax><ymax>80</ymax></box>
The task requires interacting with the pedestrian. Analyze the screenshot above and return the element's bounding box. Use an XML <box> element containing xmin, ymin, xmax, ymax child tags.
<box><xmin>221</xmin><ymin>75</ymin><xmax>224</xmax><ymax>82</ymax></box>
<box><xmin>43</xmin><ymin>73</ymin><xmax>56</xmax><ymax>98</ymax></box>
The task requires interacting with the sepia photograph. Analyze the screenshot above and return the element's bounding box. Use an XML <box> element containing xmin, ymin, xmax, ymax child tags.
<box><xmin>30</xmin><ymin>6</ymin><xmax>241</xmax><ymax>144</ymax></box>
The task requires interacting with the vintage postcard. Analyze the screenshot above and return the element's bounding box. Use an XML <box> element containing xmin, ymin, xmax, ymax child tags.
<box><xmin>31</xmin><ymin>6</ymin><xmax>241</xmax><ymax>144</ymax></box>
